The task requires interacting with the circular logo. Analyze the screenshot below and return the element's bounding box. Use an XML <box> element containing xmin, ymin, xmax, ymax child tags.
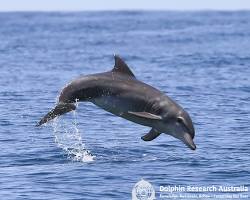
<box><xmin>132</xmin><ymin>179</ymin><xmax>156</xmax><ymax>200</ymax></box>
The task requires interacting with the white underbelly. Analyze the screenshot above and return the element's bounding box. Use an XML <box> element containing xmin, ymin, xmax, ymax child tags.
<box><xmin>91</xmin><ymin>96</ymin><xmax>155</xmax><ymax>127</ymax></box>
<box><xmin>92</xmin><ymin>96</ymin><xmax>130</xmax><ymax>115</ymax></box>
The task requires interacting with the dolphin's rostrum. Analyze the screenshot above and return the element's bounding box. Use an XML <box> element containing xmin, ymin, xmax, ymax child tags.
<box><xmin>37</xmin><ymin>55</ymin><xmax>196</xmax><ymax>150</ymax></box>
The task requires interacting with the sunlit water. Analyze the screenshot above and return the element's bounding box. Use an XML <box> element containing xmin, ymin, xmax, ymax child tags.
<box><xmin>0</xmin><ymin>11</ymin><xmax>249</xmax><ymax>199</ymax></box>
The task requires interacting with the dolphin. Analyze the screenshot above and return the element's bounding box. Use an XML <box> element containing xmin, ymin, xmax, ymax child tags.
<box><xmin>37</xmin><ymin>55</ymin><xmax>196</xmax><ymax>150</ymax></box>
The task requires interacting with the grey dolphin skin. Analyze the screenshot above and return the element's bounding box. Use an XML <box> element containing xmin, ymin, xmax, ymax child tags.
<box><xmin>37</xmin><ymin>55</ymin><xmax>196</xmax><ymax>150</ymax></box>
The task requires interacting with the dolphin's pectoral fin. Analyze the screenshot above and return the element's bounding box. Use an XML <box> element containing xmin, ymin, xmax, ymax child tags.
<box><xmin>128</xmin><ymin>111</ymin><xmax>162</xmax><ymax>120</ymax></box>
<box><xmin>141</xmin><ymin>128</ymin><xmax>161</xmax><ymax>141</ymax></box>
<box><xmin>37</xmin><ymin>103</ymin><xmax>76</xmax><ymax>126</ymax></box>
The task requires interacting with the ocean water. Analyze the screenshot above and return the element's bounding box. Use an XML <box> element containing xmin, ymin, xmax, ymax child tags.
<box><xmin>0</xmin><ymin>11</ymin><xmax>249</xmax><ymax>199</ymax></box>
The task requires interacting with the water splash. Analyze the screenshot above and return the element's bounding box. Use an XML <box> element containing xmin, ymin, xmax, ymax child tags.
<box><xmin>52</xmin><ymin>106</ymin><xmax>95</xmax><ymax>162</ymax></box>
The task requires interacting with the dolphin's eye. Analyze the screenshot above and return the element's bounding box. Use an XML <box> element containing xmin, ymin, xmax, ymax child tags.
<box><xmin>177</xmin><ymin>117</ymin><xmax>183</xmax><ymax>123</ymax></box>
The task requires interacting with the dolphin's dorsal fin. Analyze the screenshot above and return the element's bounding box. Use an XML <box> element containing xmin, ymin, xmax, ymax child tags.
<box><xmin>112</xmin><ymin>55</ymin><xmax>135</xmax><ymax>77</ymax></box>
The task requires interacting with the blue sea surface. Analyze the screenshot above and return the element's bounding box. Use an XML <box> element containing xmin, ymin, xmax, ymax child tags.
<box><xmin>0</xmin><ymin>11</ymin><xmax>249</xmax><ymax>199</ymax></box>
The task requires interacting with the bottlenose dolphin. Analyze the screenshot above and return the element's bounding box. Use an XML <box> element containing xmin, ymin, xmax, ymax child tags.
<box><xmin>37</xmin><ymin>55</ymin><xmax>196</xmax><ymax>150</ymax></box>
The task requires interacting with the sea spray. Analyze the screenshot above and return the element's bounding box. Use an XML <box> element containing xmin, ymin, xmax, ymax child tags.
<box><xmin>52</xmin><ymin>105</ymin><xmax>95</xmax><ymax>162</ymax></box>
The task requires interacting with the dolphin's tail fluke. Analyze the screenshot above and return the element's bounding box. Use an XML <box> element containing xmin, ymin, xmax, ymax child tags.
<box><xmin>37</xmin><ymin>103</ymin><xmax>76</xmax><ymax>126</ymax></box>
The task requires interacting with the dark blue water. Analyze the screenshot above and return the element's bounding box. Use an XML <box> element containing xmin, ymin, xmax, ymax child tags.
<box><xmin>0</xmin><ymin>11</ymin><xmax>249</xmax><ymax>200</ymax></box>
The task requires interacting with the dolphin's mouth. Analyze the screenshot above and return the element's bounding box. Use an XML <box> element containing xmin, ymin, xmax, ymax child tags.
<box><xmin>182</xmin><ymin>133</ymin><xmax>196</xmax><ymax>150</ymax></box>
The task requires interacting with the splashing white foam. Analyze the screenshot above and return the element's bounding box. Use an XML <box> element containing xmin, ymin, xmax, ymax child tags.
<box><xmin>52</xmin><ymin>107</ymin><xmax>95</xmax><ymax>163</ymax></box>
